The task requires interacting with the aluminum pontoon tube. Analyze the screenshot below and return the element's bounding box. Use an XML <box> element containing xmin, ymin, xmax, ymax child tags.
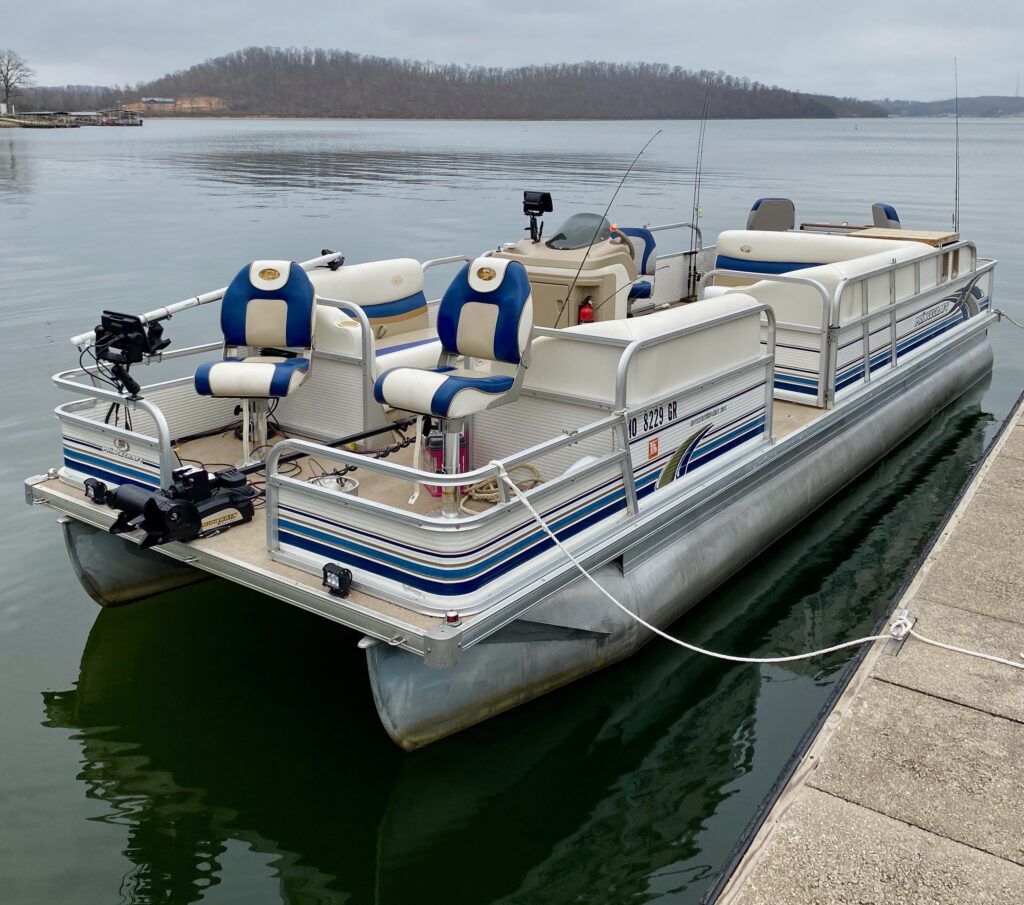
<box><xmin>61</xmin><ymin>517</ymin><xmax>210</xmax><ymax>607</ymax></box>
<box><xmin>367</xmin><ymin>328</ymin><xmax>994</xmax><ymax>749</ymax></box>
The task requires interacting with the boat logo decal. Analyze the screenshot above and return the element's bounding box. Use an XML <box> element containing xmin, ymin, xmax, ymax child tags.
<box><xmin>476</xmin><ymin>266</ymin><xmax>497</xmax><ymax>281</ymax></box>
<box><xmin>258</xmin><ymin>267</ymin><xmax>281</xmax><ymax>280</ymax></box>
<box><xmin>739</xmin><ymin>244</ymin><xmax>752</xmax><ymax>254</ymax></box>
<box><xmin>658</xmin><ymin>425</ymin><xmax>714</xmax><ymax>488</ymax></box>
<box><xmin>114</xmin><ymin>438</ymin><xmax>130</xmax><ymax>452</ymax></box>
<box><xmin>102</xmin><ymin>443</ymin><xmax>144</xmax><ymax>463</ymax></box>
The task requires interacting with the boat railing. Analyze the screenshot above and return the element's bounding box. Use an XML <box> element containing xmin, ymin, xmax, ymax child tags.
<box><xmin>266</xmin><ymin>410</ymin><xmax>636</xmax><ymax>525</ymax></box>
<box><xmin>613</xmin><ymin>304</ymin><xmax>776</xmax><ymax>412</ymax></box>
<box><xmin>830</xmin><ymin>240</ymin><xmax>979</xmax><ymax>325</ymax></box>
<box><xmin>645</xmin><ymin>221</ymin><xmax>703</xmax><ymax>254</ymax></box>
<box><xmin>264</xmin><ymin>411</ymin><xmax>638</xmax><ymax>605</ymax></box>
<box><xmin>697</xmin><ymin>241</ymin><xmax>992</xmax><ymax>407</ymax></box>
<box><xmin>831</xmin><ymin>256</ymin><xmax>996</xmax><ymax>397</ymax></box>
<box><xmin>697</xmin><ymin>271</ymin><xmax>832</xmax><ymax>406</ymax></box>
<box><xmin>54</xmin><ymin>341</ymin><xmax>233</xmax><ymax>488</ymax></box>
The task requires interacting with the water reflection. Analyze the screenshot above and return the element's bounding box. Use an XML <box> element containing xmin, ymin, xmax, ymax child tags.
<box><xmin>158</xmin><ymin>144</ymin><xmax>720</xmax><ymax>197</ymax></box>
<box><xmin>43</xmin><ymin>387</ymin><xmax>992</xmax><ymax>905</ymax></box>
<box><xmin>0</xmin><ymin>137</ymin><xmax>31</xmax><ymax>198</ymax></box>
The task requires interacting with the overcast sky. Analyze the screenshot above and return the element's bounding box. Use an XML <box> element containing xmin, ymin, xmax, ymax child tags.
<box><xmin>7</xmin><ymin>0</ymin><xmax>1022</xmax><ymax>101</ymax></box>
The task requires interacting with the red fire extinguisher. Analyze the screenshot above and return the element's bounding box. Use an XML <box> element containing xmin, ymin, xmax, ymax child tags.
<box><xmin>578</xmin><ymin>298</ymin><xmax>594</xmax><ymax>323</ymax></box>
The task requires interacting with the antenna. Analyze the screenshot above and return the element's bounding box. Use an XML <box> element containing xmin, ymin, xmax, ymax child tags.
<box><xmin>552</xmin><ymin>129</ymin><xmax>661</xmax><ymax>327</ymax></box>
<box><xmin>953</xmin><ymin>58</ymin><xmax>960</xmax><ymax>232</ymax></box>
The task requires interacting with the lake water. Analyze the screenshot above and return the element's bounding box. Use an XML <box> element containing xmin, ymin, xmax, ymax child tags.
<box><xmin>2</xmin><ymin>118</ymin><xmax>1022</xmax><ymax>904</ymax></box>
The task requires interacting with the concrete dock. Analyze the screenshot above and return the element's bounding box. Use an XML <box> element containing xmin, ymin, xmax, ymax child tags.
<box><xmin>717</xmin><ymin>396</ymin><xmax>1024</xmax><ymax>904</ymax></box>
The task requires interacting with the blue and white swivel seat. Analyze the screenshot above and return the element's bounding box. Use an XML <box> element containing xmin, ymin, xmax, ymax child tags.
<box><xmin>618</xmin><ymin>227</ymin><xmax>658</xmax><ymax>307</ymax></box>
<box><xmin>374</xmin><ymin>257</ymin><xmax>534</xmax><ymax>517</ymax></box>
<box><xmin>872</xmin><ymin>203</ymin><xmax>901</xmax><ymax>229</ymax></box>
<box><xmin>195</xmin><ymin>260</ymin><xmax>316</xmax><ymax>465</ymax></box>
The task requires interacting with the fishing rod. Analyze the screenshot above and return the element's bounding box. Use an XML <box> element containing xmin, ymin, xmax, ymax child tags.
<box><xmin>552</xmin><ymin>129</ymin><xmax>662</xmax><ymax>327</ymax></box>
<box><xmin>953</xmin><ymin>57</ymin><xmax>960</xmax><ymax>232</ymax></box>
<box><xmin>688</xmin><ymin>80</ymin><xmax>712</xmax><ymax>299</ymax></box>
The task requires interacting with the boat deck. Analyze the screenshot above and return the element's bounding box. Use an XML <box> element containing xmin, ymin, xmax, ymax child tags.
<box><xmin>30</xmin><ymin>400</ymin><xmax>827</xmax><ymax>654</ymax></box>
<box><xmin>715</xmin><ymin>396</ymin><xmax>1024</xmax><ymax>904</ymax></box>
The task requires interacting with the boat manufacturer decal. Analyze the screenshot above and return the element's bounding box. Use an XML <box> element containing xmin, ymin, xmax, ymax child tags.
<box><xmin>258</xmin><ymin>267</ymin><xmax>280</xmax><ymax>280</ymax></box>
<box><xmin>476</xmin><ymin>266</ymin><xmax>497</xmax><ymax>281</ymax></box>
<box><xmin>914</xmin><ymin>301</ymin><xmax>953</xmax><ymax>328</ymax></box>
<box><xmin>658</xmin><ymin>426</ymin><xmax>713</xmax><ymax>488</ymax></box>
<box><xmin>102</xmin><ymin>445</ymin><xmax>144</xmax><ymax>463</ymax></box>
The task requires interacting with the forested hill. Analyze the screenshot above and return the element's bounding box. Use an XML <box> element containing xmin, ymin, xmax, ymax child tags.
<box><xmin>27</xmin><ymin>47</ymin><xmax>885</xmax><ymax>119</ymax></box>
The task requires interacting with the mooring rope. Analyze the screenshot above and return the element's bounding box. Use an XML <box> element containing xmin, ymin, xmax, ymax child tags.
<box><xmin>494</xmin><ymin>463</ymin><xmax>1024</xmax><ymax>670</ymax></box>
<box><xmin>996</xmin><ymin>308</ymin><xmax>1024</xmax><ymax>332</ymax></box>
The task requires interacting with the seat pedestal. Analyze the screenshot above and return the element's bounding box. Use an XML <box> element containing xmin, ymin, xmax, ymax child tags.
<box><xmin>441</xmin><ymin>417</ymin><xmax>465</xmax><ymax>519</ymax></box>
<box><xmin>239</xmin><ymin>399</ymin><xmax>270</xmax><ymax>467</ymax></box>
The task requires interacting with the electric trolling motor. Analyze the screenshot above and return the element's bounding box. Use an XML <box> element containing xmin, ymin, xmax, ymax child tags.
<box><xmin>84</xmin><ymin>466</ymin><xmax>258</xmax><ymax>549</ymax></box>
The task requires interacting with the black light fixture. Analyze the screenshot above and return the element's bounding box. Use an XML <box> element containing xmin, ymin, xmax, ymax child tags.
<box><xmin>83</xmin><ymin>478</ymin><xmax>109</xmax><ymax>505</ymax></box>
<box><xmin>322</xmin><ymin>562</ymin><xmax>353</xmax><ymax>597</ymax></box>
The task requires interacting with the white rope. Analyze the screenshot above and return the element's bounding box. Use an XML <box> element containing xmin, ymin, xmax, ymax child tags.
<box><xmin>908</xmin><ymin>629</ymin><xmax>1024</xmax><ymax>671</ymax></box>
<box><xmin>460</xmin><ymin>463</ymin><xmax>543</xmax><ymax>513</ymax></box>
<box><xmin>996</xmin><ymin>308</ymin><xmax>1024</xmax><ymax>332</ymax></box>
<box><xmin>494</xmin><ymin>463</ymin><xmax>1024</xmax><ymax>670</ymax></box>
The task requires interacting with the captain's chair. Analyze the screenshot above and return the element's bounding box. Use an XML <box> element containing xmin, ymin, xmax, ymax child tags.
<box><xmin>195</xmin><ymin>260</ymin><xmax>316</xmax><ymax>464</ymax></box>
<box><xmin>374</xmin><ymin>257</ymin><xmax>533</xmax><ymax>516</ymax></box>
<box><xmin>872</xmin><ymin>203</ymin><xmax>901</xmax><ymax>229</ymax></box>
<box><xmin>618</xmin><ymin>227</ymin><xmax>658</xmax><ymax>302</ymax></box>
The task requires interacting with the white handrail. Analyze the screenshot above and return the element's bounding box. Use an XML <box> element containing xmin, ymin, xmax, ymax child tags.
<box><xmin>69</xmin><ymin>250</ymin><xmax>345</xmax><ymax>348</ymax></box>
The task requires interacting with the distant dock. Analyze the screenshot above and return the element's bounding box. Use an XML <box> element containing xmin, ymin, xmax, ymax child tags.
<box><xmin>715</xmin><ymin>392</ymin><xmax>1024</xmax><ymax>902</ymax></box>
<box><xmin>0</xmin><ymin>109</ymin><xmax>142</xmax><ymax>128</ymax></box>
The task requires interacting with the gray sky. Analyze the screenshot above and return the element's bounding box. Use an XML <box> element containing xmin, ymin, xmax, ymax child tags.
<box><xmin>7</xmin><ymin>0</ymin><xmax>1022</xmax><ymax>101</ymax></box>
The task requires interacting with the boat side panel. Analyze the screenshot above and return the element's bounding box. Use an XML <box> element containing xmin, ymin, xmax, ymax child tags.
<box><xmin>369</xmin><ymin>329</ymin><xmax>993</xmax><ymax>748</ymax></box>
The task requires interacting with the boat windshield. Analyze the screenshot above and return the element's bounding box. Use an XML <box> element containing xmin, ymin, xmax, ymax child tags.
<box><xmin>545</xmin><ymin>213</ymin><xmax>613</xmax><ymax>251</ymax></box>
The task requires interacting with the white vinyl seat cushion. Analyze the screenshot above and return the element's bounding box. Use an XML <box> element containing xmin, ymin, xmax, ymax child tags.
<box><xmin>194</xmin><ymin>356</ymin><xmax>310</xmax><ymax>398</ymax></box>
<box><xmin>374</xmin><ymin>366</ymin><xmax>514</xmax><ymax>419</ymax></box>
<box><xmin>373</xmin><ymin>327</ymin><xmax>443</xmax><ymax>376</ymax></box>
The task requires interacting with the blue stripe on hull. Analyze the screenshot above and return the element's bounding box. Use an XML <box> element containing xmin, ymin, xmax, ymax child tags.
<box><xmin>280</xmin><ymin>494</ymin><xmax>627</xmax><ymax>596</ymax></box>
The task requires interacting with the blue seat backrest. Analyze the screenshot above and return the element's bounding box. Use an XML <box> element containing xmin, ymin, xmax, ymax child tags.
<box><xmin>222</xmin><ymin>260</ymin><xmax>316</xmax><ymax>349</ymax></box>
<box><xmin>872</xmin><ymin>203</ymin><xmax>901</xmax><ymax>228</ymax></box>
<box><xmin>618</xmin><ymin>227</ymin><xmax>657</xmax><ymax>276</ymax></box>
<box><xmin>437</xmin><ymin>259</ymin><xmax>533</xmax><ymax>365</ymax></box>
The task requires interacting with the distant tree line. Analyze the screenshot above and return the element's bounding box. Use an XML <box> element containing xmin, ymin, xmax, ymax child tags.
<box><xmin>877</xmin><ymin>96</ymin><xmax>1024</xmax><ymax>117</ymax></box>
<box><xmin>24</xmin><ymin>46</ymin><xmax>885</xmax><ymax>119</ymax></box>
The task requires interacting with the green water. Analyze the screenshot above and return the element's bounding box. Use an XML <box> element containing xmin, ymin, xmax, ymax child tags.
<box><xmin>2</xmin><ymin>118</ymin><xmax>1022</xmax><ymax>904</ymax></box>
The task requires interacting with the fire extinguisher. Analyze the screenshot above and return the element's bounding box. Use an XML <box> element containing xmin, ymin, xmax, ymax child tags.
<box><xmin>578</xmin><ymin>298</ymin><xmax>594</xmax><ymax>324</ymax></box>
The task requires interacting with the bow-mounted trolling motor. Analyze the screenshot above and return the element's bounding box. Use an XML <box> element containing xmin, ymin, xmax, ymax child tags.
<box><xmin>85</xmin><ymin>466</ymin><xmax>258</xmax><ymax>549</ymax></box>
<box><xmin>523</xmin><ymin>190</ymin><xmax>553</xmax><ymax>243</ymax></box>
